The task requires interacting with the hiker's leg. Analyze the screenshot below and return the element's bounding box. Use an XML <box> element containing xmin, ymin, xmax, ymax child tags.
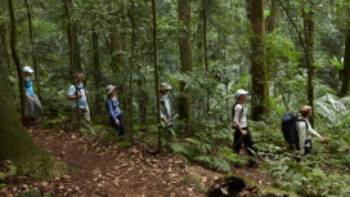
<box><xmin>117</xmin><ymin>115</ymin><xmax>125</xmax><ymax>136</ymax></box>
<box><xmin>32</xmin><ymin>95</ymin><xmax>43</xmax><ymax>120</ymax></box>
<box><xmin>233</xmin><ymin>128</ymin><xmax>243</xmax><ymax>154</ymax></box>
<box><xmin>304</xmin><ymin>139</ymin><xmax>312</xmax><ymax>155</ymax></box>
<box><xmin>243</xmin><ymin>129</ymin><xmax>256</xmax><ymax>155</ymax></box>
<box><xmin>83</xmin><ymin>106</ymin><xmax>91</xmax><ymax>122</ymax></box>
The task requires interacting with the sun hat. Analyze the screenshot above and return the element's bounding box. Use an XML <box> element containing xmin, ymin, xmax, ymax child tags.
<box><xmin>23</xmin><ymin>66</ymin><xmax>34</xmax><ymax>73</ymax></box>
<box><xmin>106</xmin><ymin>85</ymin><xmax>117</xmax><ymax>95</ymax></box>
<box><xmin>160</xmin><ymin>82</ymin><xmax>172</xmax><ymax>91</ymax></box>
<box><xmin>235</xmin><ymin>89</ymin><xmax>249</xmax><ymax>98</ymax></box>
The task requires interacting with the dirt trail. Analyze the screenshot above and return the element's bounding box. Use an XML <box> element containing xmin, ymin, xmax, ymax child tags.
<box><xmin>1</xmin><ymin>128</ymin><xmax>223</xmax><ymax>197</ymax></box>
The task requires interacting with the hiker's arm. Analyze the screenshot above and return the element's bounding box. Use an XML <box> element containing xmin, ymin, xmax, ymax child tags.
<box><xmin>298</xmin><ymin>123</ymin><xmax>306</xmax><ymax>154</ymax></box>
<box><xmin>107</xmin><ymin>100</ymin><xmax>116</xmax><ymax>119</ymax></box>
<box><xmin>309</xmin><ymin>126</ymin><xmax>323</xmax><ymax>139</ymax></box>
<box><xmin>67</xmin><ymin>86</ymin><xmax>80</xmax><ymax>100</ymax></box>
<box><xmin>233</xmin><ymin>106</ymin><xmax>242</xmax><ymax>130</ymax></box>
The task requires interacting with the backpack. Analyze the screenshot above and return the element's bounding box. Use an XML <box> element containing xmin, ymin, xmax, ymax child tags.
<box><xmin>281</xmin><ymin>113</ymin><xmax>308</xmax><ymax>149</ymax></box>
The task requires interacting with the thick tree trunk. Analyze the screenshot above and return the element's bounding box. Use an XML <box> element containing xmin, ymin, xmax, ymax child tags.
<box><xmin>63</xmin><ymin>0</ymin><xmax>82</xmax><ymax>77</ymax></box>
<box><xmin>8</xmin><ymin>0</ymin><xmax>26</xmax><ymax>117</ymax></box>
<box><xmin>246</xmin><ymin>0</ymin><xmax>269</xmax><ymax>121</ymax></box>
<box><xmin>340</xmin><ymin>25</ymin><xmax>350</xmax><ymax>97</ymax></box>
<box><xmin>0</xmin><ymin>48</ymin><xmax>57</xmax><ymax>179</ymax></box>
<box><xmin>24</xmin><ymin>0</ymin><xmax>41</xmax><ymax>99</ymax></box>
<box><xmin>0</xmin><ymin>25</ymin><xmax>12</xmax><ymax>74</ymax></box>
<box><xmin>178</xmin><ymin>0</ymin><xmax>192</xmax><ymax>130</ymax></box>
<box><xmin>303</xmin><ymin>0</ymin><xmax>315</xmax><ymax>124</ymax></box>
<box><xmin>152</xmin><ymin>0</ymin><xmax>161</xmax><ymax>151</ymax></box>
<box><xmin>91</xmin><ymin>25</ymin><xmax>102</xmax><ymax>115</ymax></box>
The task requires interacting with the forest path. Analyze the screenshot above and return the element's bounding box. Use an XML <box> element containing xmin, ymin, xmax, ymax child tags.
<box><xmin>29</xmin><ymin>128</ymin><xmax>222</xmax><ymax>196</ymax></box>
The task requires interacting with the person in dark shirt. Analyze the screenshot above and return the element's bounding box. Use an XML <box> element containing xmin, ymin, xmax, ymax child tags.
<box><xmin>105</xmin><ymin>85</ymin><xmax>124</xmax><ymax>136</ymax></box>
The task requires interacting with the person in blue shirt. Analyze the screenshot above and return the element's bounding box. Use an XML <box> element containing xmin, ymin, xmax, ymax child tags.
<box><xmin>23</xmin><ymin>66</ymin><xmax>43</xmax><ymax>122</ymax></box>
<box><xmin>105</xmin><ymin>85</ymin><xmax>124</xmax><ymax>136</ymax></box>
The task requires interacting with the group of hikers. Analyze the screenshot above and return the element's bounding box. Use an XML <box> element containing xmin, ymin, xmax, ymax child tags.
<box><xmin>23</xmin><ymin>65</ymin><xmax>326</xmax><ymax>156</ymax></box>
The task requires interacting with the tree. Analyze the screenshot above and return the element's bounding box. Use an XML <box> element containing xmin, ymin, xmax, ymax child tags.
<box><xmin>63</xmin><ymin>0</ymin><xmax>82</xmax><ymax>77</ymax></box>
<box><xmin>0</xmin><ymin>47</ymin><xmax>58</xmax><ymax>179</ymax></box>
<box><xmin>266</xmin><ymin>0</ymin><xmax>279</xmax><ymax>33</ymax></box>
<box><xmin>8</xmin><ymin>0</ymin><xmax>26</xmax><ymax>117</ymax></box>
<box><xmin>178</xmin><ymin>0</ymin><xmax>193</xmax><ymax>130</ymax></box>
<box><xmin>91</xmin><ymin>23</ymin><xmax>102</xmax><ymax>114</ymax></box>
<box><xmin>24</xmin><ymin>0</ymin><xmax>41</xmax><ymax>99</ymax></box>
<box><xmin>340</xmin><ymin>21</ymin><xmax>350</xmax><ymax>97</ymax></box>
<box><xmin>246</xmin><ymin>0</ymin><xmax>269</xmax><ymax>121</ymax></box>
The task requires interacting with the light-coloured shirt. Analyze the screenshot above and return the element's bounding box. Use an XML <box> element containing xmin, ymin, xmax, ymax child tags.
<box><xmin>233</xmin><ymin>104</ymin><xmax>248</xmax><ymax>128</ymax></box>
<box><xmin>24</xmin><ymin>77</ymin><xmax>35</xmax><ymax>97</ymax></box>
<box><xmin>68</xmin><ymin>82</ymin><xmax>88</xmax><ymax>109</ymax></box>
<box><xmin>160</xmin><ymin>94</ymin><xmax>171</xmax><ymax>121</ymax></box>
<box><xmin>297</xmin><ymin>118</ymin><xmax>322</xmax><ymax>154</ymax></box>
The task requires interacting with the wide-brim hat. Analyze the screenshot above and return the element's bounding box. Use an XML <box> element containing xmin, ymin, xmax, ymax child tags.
<box><xmin>160</xmin><ymin>82</ymin><xmax>172</xmax><ymax>91</ymax></box>
<box><xmin>235</xmin><ymin>89</ymin><xmax>249</xmax><ymax>98</ymax></box>
<box><xmin>106</xmin><ymin>85</ymin><xmax>117</xmax><ymax>95</ymax></box>
<box><xmin>23</xmin><ymin>66</ymin><xmax>34</xmax><ymax>73</ymax></box>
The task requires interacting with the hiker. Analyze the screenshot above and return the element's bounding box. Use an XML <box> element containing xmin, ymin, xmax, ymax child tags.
<box><xmin>67</xmin><ymin>73</ymin><xmax>91</xmax><ymax>125</ymax></box>
<box><xmin>23</xmin><ymin>66</ymin><xmax>43</xmax><ymax>122</ymax></box>
<box><xmin>297</xmin><ymin>105</ymin><xmax>326</xmax><ymax>155</ymax></box>
<box><xmin>106</xmin><ymin>85</ymin><xmax>124</xmax><ymax>136</ymax></box>
<box><xmin>232</xmin><ymin>89</ymin><xmax>257</xmax><ymax>156</ymax></box>
<box><xmin>160</xmin><ymin>82</ymin><xmax>173</xmax><ymax>126</ymax></box>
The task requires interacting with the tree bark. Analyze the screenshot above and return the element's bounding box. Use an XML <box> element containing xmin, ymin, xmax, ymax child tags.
<box><xmin>340</xmin><ymin>24</ymin><xmax>350</xmax><ymax>97</ymax></box>
<box><xmin>246</xmin><ymin>0</ymin><xmax>269</xmax><ymax>121</ymax></box>
<box><xmin>63</xmin><ymin>0</ymin><xmax>82</xmax><ymax>77</ymax></box>
<box><xmin>0</xmin><ymin>24</ymin><xmax>12</xmax><ymax>74</ymax></box>
<box><xmin>152</xmin><ymin>0</ymin><xmax>161</xmax><ymax>151</ymax></box>
<box><xmin>24</xmin><ymin>0</ymin><xmax>41</xmax><ymax>99</ymax></box>
<box><xmin>303</xmin><ymin>0</ymin><xmax>315</xmax><ymax>124</ymax></box>
<box><xmin>91</xmin><ymin>24</ymin><xmax>102</xmax><ymax>115</ymax></box>
<box><xmin>266</xmin><ymin>0</ymin><xmax>279</xmax><ymax>33</ymax></box>
<box><xmin>178</xmin><ymin>0</ymin><xmax>192</xmax><ymax>130</ymax></box>
<box><xmin>8</xmin><ymin>0</ymin><xmax>26</xmax><ymax>117</ymax></box>
<box><xmin>128</xmin><ymin>0</ymin><xmax>136</xmax><ymax>132</ymax></box>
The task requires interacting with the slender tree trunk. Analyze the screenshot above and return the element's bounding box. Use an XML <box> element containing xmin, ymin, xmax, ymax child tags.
<box><xmin>340</xmin><ymin>24</ymin><xmax>350</xmax><ymax>97</ymax></box>
<box><xmin>202</xmin><ymin>0</ymin><xmax>210</xmax><ymax>113</ymax></box>
<box><xmin>91</xmin><ymin>24</ymin><xmax>102</xmax><ymax>115</ymax></box>
<box><xmin>303</xmin><ymin>0</ymin><xmax>315</xmax><ymax>124</ymax></box>
<box><xmin>266</xmin><ymin>0</ymin><xmax>279</xmax><ymax>33</ymax></box>
<box><xmin>128</xmin><ymin>0</ymin><xmax>136</xmax><ymax>132</ymax></box>
<box><xmin>8</xmin><ymin>0</ymin><xmax>26</xmax><ymax>117</ymax></box>
<box><xmin>178</xmin><ymin>0</ymin><xmax>192</xmax><ymax>131</ymax></box>
<box><xmin>63</xmin><ymin>0</ymin><xmax>82</xmax><ymax>77</ymax></box>
<box><xmin>246</xmin><ymin>0</ymin><xmax>269</xmax><ymax>121</ymax></box>
<box><xmin>151</xmin><ymin>0</ymin><xmax>161</xmax><ymax>151</ymax></box>
<box><xmin>24</xmin><ymin>0</ymin><xmax>41</xmax><ymax>99</ymax></box>
<box><xmin>0</xmin><ymin>25</ymin><xmax>12</xmax><ymax>74</ymax></box>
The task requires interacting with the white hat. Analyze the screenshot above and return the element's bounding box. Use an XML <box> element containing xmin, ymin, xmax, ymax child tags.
<box><xmin>23</xmin><ymin>66</ymin><xmax>34</xmax><ymax>73</ymax></box>
<box><xmin>160</xmin><ymin>82</ymin><xmax>172</xmax><ymax>91</ymax></box>
<box><xmin>235</xmin><ymin>89</ymin><xmax>249</xmax><ymax>98</ymax></box>
<box><xmin>106</xmin><ymin>85</ymin><xmax>117</xmax><ymax>95</ymax></box>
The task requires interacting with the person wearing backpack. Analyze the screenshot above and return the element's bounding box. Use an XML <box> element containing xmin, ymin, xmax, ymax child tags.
<box><xmin>105</xmin><ymin>85</ymin><xmax>124</xmax><ymax>136</ymax></box>
<box><xmin>67</xmin><ymin>73</ymin><xmax>91</xmax><ymax>126</ymax></box>
<box><xmin>23</xmin><ymin>66</ymin><xmax>43</xmax><ymax>123</ymax></box>
<box><xmin>232</xmin><ymin>89</ymin><xmax>257</xmax><ymax>156</ymax></box>
<box><xmin>160</xmin><ymin>82</ymin><xmax>173</xmax><ymax>126</ymax></box>
<box><xmin>297</xmin><ymin>105</ymin><xmax>326</xmax><ymax>155</ymax></box>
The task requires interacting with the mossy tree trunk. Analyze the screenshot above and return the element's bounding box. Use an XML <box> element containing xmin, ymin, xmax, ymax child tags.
<box><xmin>178</xmin><ymin>0</ymin><xmax>193</xmax><ymax>131</ymax></box>
<box><xmin>340</xmin><ymin>23</ymin><xmax>350</xmax><ymax>97</ymax></box>
<box><xmin>246</xmin><ymin>0</ymin><xmax>269</xmax><ymax>121</ymax></box>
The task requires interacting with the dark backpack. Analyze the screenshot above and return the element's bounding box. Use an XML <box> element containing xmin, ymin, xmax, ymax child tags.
<box><xmin>281</xmin><ymin>113</ymin><xmax>308</xmax><ymax>149</ymax></box>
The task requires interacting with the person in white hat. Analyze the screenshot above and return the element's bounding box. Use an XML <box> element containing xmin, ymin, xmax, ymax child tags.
<box><xmin>232</xmin><ymin>89</ymin><xmax>256</xmax><ymax>156</ymax></box>
<box><xmin>67</xmin><ymin>73</ymin><xmax>90</xmax><ymax>126</ymax></box>
<box><xmin>160</xmin><ymin>82</ymin><xmax>173</xmax><ymax>125</ymax></box>
<box><xmin>105</xmin><ymin>85</ymin><xmax>124</xmax><ymax>136</ymax></box>
<box><xmin>23</xmin><ymin>66</ymin><xmax>43</xmax><ymax>122</ymax></box>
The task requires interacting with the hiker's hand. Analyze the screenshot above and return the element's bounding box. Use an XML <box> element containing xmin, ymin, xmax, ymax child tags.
<box><xmin>319</xmin><ymin>137</ymin><xmax>328</xmax><ymax>144</ymax></box>
<box><xmin>115</xmin><ymin>119</ymin><xmax>120</xmax><ymax>125</ymax></box>
<box><xmin>26</xmin><ymin>95</ymin><xmax>34</xmax><ymax>102</ymax></box>
<box><xmin>77</xmin><ymin>92</ymin><xmax>82</xmax><ymax>98</ymax></box>
<box><xmin>241</xmin><ymin>129</ymin><xmax>247</xmax><ymax>136</ymax></box>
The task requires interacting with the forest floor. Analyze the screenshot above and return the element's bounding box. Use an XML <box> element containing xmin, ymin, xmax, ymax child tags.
<box><xmin>0</xmin><ymin>127</ymin><xmax>272</xmax><ymax>197</ymax></box>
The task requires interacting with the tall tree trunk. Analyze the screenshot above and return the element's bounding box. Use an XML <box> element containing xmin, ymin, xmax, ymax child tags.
<box><xmin>128</xmin><ymin>0</ymin><xmax>136</xmax><ymax>132</ymax></box>
<box><xmin>266</xmin><ymin>0</ymin><xmax>279</xmax><ymax>33</ymax></box>
<box><xmin>202</xmin><ymin>0</ymin><xmax>210</xmax><ymax>113</ymax></box>
<box><xmin>8</xmin><ymin>0</ymin><xmax>26</xmax><ymax>117</ymax></box>
<box><xmin>0</xmin><ymin>25</ymin><xmax>12</xmax><ymax>74</ymax></box>
<box><xmin>151</xmin><ymin>0</ymin><xmax>161</xmax><ymax>151</ymax></box>
<box><xmin>246</xmin><ymin>0</ymin><xmax>269</xmax><ymax>121</ymax></box>
<box><xmin>24</xmin><ymin>0</ymin><xmax>41</xmax><ymax>99</ymax></box>
<box><xmin>340</xmin><ymin>24</ymin><xmax>350</xmax><ymax>97</ymax></box>
<box><xmin>63</xmin><ymin>0</ymin><xmax>82</xmax><ymax>77</ymax></box>
<box><xmin>303</xmin><ymin>0</ymin><xmax>315</xmax><ymax>124</ymax></box>
<box><xmin>178</xmin><ymin>0</ymin><xmax>192</xmax><ymax>130</ymax></box>
<box><xmin>91</xmin><ymin>24</ymin><xmax>102</xmax><ymax>115</ymax></box>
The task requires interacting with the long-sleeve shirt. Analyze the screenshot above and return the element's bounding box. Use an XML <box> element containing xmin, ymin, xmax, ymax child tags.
<box><xmin>233</xmin><ymin>104</ymin><xmax>248</xmax><ymax>128</ymax></box>
<box><xmin>106</xmin><ymin>98</ymin><xmax>122</xmax><ymax>120</ymax></box>
<box><xmin>297</xmin><ymin>118</ymin><xmax>322</xmax><ymax>154</ymax></box>
<box><xmin>160</xmin><ymin>94</ymin><xmax>171</xmax><ymax>121</ymax></box>
<box><xmin>67</xmin><ymin>83</ymin><xmax>88</xmax><ymax>109</ymax></box>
